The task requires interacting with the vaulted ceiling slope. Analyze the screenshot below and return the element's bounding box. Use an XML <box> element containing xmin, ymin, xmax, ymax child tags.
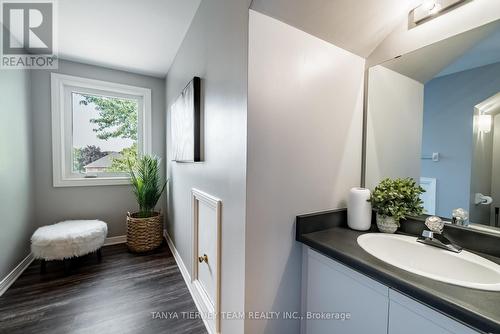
<box><xmin>437</xmin><ymin>23</ymin><xmax>500</xmax><ymax>77</ymax></box>
<box><xmin>58</xmin><ymin>0</ymin><xmax>201</xmax><ymax>78</ymax></box>
<box><xmin>250</xmin><ymin>0</ymin><xmax>420</xmax><ymax>58</ymax></box>
<box><xmin>381</xmin><ymin>19</ymin><xmax>500</xmax><ymax>83</ymax></box>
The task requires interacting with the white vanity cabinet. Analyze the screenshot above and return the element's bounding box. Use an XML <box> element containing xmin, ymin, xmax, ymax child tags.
<box><xmin>302</xmin><ymin>247</ymin><xmax>479</xmax><ymax>334</ymax></box>
<box><xmin>388</xmin><ymin>290</ymin><xmax>478</xmax><ymax>334</ymax></box>
<box><xmin>302</xmin><ymin>247</ymin><xmax>389</xmax><ymax>334</ymax></box>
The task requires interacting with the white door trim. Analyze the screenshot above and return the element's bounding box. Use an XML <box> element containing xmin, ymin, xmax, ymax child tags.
<box><xmin>192</xmin><ymin>188</ymin><xmax>222</xmax><ymax>334</ymax></box>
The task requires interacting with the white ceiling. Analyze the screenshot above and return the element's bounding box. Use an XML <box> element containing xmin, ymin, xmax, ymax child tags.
<box><xmin>250</xmin><ymin>0</ymin><xmax>421</xmax><ymax>58</ymax></box>
<box><xmin>57</xmin><ymin>0</ymin><xmax>201</xmax><ymax>78</ymax></box>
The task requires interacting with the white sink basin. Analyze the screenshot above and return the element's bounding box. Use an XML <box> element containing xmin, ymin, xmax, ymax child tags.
<box><xmin>357</xmin><ymin>233</ymin><xmax>500</xmax><ymax>291</ymax></box>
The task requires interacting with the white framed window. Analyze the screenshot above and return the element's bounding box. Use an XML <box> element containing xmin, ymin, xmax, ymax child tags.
<box><xmin>51</xmin><ymin>73</ymin><xmax>151</xmax><ymax>187</ymax></box>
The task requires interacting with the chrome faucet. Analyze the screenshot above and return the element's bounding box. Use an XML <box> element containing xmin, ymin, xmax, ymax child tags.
<box><xmin>451</xmin><ymin>208</ymin><xmax>469</xmax><ymax>227</ymax></box>
<box><xmin>417</xmin><ymin>216</ymin><xmax>462</xmax><ymax>253</ymax></box>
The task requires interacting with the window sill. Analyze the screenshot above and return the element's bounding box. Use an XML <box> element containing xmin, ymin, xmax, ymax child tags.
<box><xmin>53</xmin><ymin>176</ymin><xmax>131</xmax><ymax>188</ymax></box>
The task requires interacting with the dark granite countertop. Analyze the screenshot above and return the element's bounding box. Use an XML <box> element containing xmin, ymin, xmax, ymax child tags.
<box><xmin>296</xmin><ymin>210</ymin><xmax>500</xmax><ymax>334</ymax></box>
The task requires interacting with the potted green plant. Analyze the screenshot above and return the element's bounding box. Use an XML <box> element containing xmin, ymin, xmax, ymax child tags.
<box><xmin>369</xmin><ymin>178</ymin><xmax>425</xmax><ymax>233</ymax></box>
<box><xmin>126</xmin><ymin>155</ymin><xmax>167</xmax><ymax>252</ymax></box>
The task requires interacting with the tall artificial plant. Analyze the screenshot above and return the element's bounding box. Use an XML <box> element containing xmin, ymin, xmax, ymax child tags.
<box><xmin>128</xmin><ymin>155</ymin><xmax>166</xmax><ymax>218</ymax></box>
<box><xmin>369</xmin><ymin>177</ymin><xmax>425</xmax><ymax>223</ymax></box>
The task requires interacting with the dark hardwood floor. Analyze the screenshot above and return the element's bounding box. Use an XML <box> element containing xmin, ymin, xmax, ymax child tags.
<box><xmin>0</xmin><ymin>243</ymin><xmax>207</xmax><ymax>334</ymax></box>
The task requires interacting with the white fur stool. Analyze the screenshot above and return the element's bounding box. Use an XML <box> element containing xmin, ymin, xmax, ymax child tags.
<box><xmin>31</xmin><ymin>220</ymin><xmax>108</xmax><ymax>273</ymax></box>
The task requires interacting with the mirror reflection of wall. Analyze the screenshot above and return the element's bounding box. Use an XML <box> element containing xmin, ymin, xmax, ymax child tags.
<box><xmin>365</xmin><ymin>19</ymin><xmax>500</xmax><ymax>227</ymax></box>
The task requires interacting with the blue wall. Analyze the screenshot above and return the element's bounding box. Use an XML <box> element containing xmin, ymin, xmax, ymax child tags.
<box><xmin>421</xmin><ymin>61</ymin><xmax>500</xmax><ymax>218</ymax></box>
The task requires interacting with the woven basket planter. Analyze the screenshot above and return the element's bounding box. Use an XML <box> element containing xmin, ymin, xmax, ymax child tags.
<box><xmin>126</xmin><ymin>212</ymin><xmax>163</xmax><ymax>253</ymax></box>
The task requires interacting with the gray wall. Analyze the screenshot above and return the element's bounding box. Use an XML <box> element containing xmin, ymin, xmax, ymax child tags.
<box><xmin>0</xmin><ymin>70</ymin><xmax>36</xmax><ymax>280</ymax></box>
<box><xmin>421</xmin><ymin>62</ymin><xmax>500</xmax><ymax>221</ymax></box>
<box><xmin>246</xmin><ymin>11</ymin><xmax>365</xmax><ymax>334</ymax></box>
<box><xmin>31</xmin><ymin>60</ymin><xmax>165</xmax><ymax>237</ymax></box>
<box><xmin>165</xmin><ymin>1</ymin><xmax>250</xmax><ymax>333</ymax></box>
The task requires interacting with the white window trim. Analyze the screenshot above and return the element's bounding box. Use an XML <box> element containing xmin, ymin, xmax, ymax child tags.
<box><xmin>51</xmin><ymin>73</ymin><xmax>152</xmax><ymax>187</ymax></box>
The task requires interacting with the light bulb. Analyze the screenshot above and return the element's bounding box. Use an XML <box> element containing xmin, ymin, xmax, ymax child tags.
<box><xmin>429</xmin><ymin>3</ymin><xmax>442</xmax><ymax>14</ymax></box>
<box><xmin>422</xmin><ymin>1</ymin><xmax>442</xmax><ymax>14</ymax></box>
<box><xmin>422</xmin><ymin>0</ymin><xmax>437</xmax><ymax>11</ymax></box>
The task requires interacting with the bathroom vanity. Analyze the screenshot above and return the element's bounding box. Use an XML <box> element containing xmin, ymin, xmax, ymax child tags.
<box><xmin>296</xmin><ymin>209</ymin><xmax>500</xmax><ymax>334</ymax></box>
<box><xmin>296</xmin><ymin>14</ymin><xmax>500</xmax><ymax>334</ymax></box>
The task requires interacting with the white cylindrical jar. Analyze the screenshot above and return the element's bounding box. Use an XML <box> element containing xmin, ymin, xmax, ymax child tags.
<box><xmin>347</xmin><ymin>187</ymin><xmax>372</xmax><ymax>231</ymax></box>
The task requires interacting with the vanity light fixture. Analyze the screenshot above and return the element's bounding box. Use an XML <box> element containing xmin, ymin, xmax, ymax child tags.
<box><xmin>477</xmin><ymin>114</ymin><xmax>492</xmax><ymax>134</ymax></box>
<box><xmin>410</xmin><ymin>0</ymin><xmax>471</xmax><ymax>26</ymax></box>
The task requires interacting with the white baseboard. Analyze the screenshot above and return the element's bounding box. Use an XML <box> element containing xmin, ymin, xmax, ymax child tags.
<box><xmin>0</xmin><ymin>253</ymin><xmax>34</xmax><ymax>297</ymax></box>
<box><xmin>164</xmin><ymin>229</ymin><xmax>215</xmax><ymax>334</ymax></box>
<box><xmin>103</xmin><ymin>235</ymin><xmax>127</xmax><ymax>246</ymax></box>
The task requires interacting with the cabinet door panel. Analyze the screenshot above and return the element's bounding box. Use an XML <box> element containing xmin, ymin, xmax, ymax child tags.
<box><xmin>388</xmin><ymin>290</ymin><xmax>478</xmax><ymax>334</ymax></box>
<box><xmin>197</xmin><ymin>202</ymin><xmax>217</xmax><ymax>305</ymax></box>
<box><xmin>304</xmin><ymin>248</ymin><xmax>389</xmax><ymax>334</ymax></box>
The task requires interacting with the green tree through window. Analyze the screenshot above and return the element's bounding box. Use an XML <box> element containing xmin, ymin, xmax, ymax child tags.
<box><xmin>73</xmin><ymin>145</ymin><xmax>107</xmax><ymax>173</ymax></box>
<box><xmin>109</xmin><ymin>143</ymin><xmax>138</xmax><ymax>172</ymax></box>
<box><xmin>73</xmin><ymin>94</ymin><xmax>139</xmax><ymax>173</ymax></box>
<box><xmin>79</xmin><ymin>95</ymin><xmax>138</xmax><ymax>140</ymax></box>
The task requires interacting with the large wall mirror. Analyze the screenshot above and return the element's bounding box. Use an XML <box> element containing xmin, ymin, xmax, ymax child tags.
<box><xmin>364</xmin><ymin>19</ymin><xmax>500</xmax><ymax>229</ymax></box>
